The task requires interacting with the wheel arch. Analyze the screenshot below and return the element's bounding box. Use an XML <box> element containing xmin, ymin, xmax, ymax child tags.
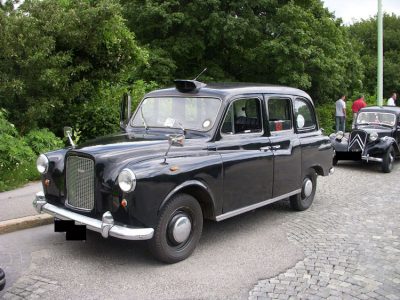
<box><xmin>308</xmin><ymin>165</ymin><xmax>324</xmax><ymax>176</ymax></box>
<box><xmin>159</xmin><ymin>180</ymin><xmax>216</xmax><ymax>220</ymax></box>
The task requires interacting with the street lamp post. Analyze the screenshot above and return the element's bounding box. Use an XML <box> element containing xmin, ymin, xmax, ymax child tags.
<box><xmin>377</xmin><ymin>0</ymin><xmax>383</xmax><ymax>106</ymax></box>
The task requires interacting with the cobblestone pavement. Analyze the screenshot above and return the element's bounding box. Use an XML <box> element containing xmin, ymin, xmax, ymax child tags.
<box><xmin>249</xmin><ymin>163</ymin><xmax>400</xmax><ymax>300</ymax></box>
<box><xmin>2</xmin><ymin>275</ymin><xmax>60</xmax><ymax>300</ymax></box>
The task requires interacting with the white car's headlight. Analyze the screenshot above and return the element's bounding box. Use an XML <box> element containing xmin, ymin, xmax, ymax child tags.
<box><xmin>118</xmin><ymin>169</ymin><xmax>136</xmax><ymax>192</ymax></box>
<box><xmin>335</xmin><ymin>131</ymin><xmax>344</xmax><ymax>141</ymax></box>
<box><xmin>36</xmin><ymin>154</ymin><xmax>49</xmax><ymax>174</ymax></box>
<box><xmin>369</xmin><ymin>132</ymin><xmax>378</xmax><ymax>142</ymax></box>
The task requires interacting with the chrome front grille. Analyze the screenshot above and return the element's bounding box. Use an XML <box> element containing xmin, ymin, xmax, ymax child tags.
<box><xmin>348</xmin><ymin>130</ymin><xmax>367</xmax><ymax>152</ymax></box>
<box><xmin>66</xmin><ymin>156</ymin><xmax>95</xmax><ymax>211</ymax></box>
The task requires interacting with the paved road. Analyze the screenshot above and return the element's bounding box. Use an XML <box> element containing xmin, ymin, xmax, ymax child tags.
<box><xmin>1</xmin><ymin>162</ymin><xmax>400</xmax><ymax>299</ymax></box>
<box><xmin>0</xmin><ymin>182</ymin><xmax>42</xmax><ymax>221</ymax></box>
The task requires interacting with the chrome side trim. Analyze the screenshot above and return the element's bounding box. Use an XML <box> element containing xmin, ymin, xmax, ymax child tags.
<box><xmin>33</xmin><ymin>192</ymin><xmax>154</xmax><ymax>240</ymax></box>
<box><xmin>215</xmin><ymin>189</ymin><xmax>301</xmax><ymax>222</ymax></box>
<box><xmin>362</xmin><ymin>155</ymin><xmax>383</xmax><ymax>163</ymax></box>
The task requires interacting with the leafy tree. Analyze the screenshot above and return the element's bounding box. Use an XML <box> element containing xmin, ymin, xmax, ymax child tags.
<box><xmin>349</xmin><ymin>14</ymin><xmax>400</xmax><ymax>99</ymax></box>
<box><xmin>0</xmin><ymin>0</ymin><xmax>146</xmax><ymax>135</ymax></box>
<box><xmin>121</xmin><ymin>0</ymin><xmax>363</xmax><ymax>103</ymax></box>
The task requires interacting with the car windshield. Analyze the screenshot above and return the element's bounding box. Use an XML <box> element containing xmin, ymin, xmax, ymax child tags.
<box><xmin>131</xmin><ymin>97</ymin><xmax>222</xmax><ymax>132</ymax></box>
<box><xmin>356</xmin><ymin>112</ymin><xmax>396</xmax><ymax>127</ymax></box>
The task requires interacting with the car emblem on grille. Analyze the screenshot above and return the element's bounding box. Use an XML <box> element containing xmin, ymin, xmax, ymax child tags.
<box><xmin>77</xmin><ymin>168</ymin><xmax>85</xmax><ymax>173</ymax></box>
<box><xmin>348</xmin><ymin>133</ymin><xmax>366</xmax><ymax>151</ymax></box>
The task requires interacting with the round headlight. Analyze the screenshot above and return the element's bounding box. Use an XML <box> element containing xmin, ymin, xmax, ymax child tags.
<box><xmin>36</xmin><ymin>154</ymin><xmax>49</xmax><ymax>174</ymax></box>
<box><xmin>369</xmin><ymin>132</ymin><xmax>378</xmax><ymax>142</ymax></box>
<box><xmin>118</xmin><ymin>169</ymin><xmax>136</xmax><ymax>192</ymax></box>
<box><xmin>335</xmin><ymin>131</ymin><xmax>344</xmax><ymax>141</ymax></box>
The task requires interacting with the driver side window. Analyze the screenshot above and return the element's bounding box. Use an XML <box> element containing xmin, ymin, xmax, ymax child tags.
<box><xmin>221</xmin><ymin>98</ymin><xmax>262</xmax><ymax>134</ymax></box>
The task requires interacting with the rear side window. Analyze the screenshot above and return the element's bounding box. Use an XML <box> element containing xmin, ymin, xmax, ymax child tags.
<box><xmin>294</xmin><ymin>98</ymin><xmax>316</xmax><ymax>131</ymax></box>
<box><xmin>267</xmin><ymin>98</ymin><xmax>293</xmax><ymax>132</ymax></box>
<box><xmin>221</xmin><ymin>98</ymin><xmax>262</xmax><ymax>134</ymax></box>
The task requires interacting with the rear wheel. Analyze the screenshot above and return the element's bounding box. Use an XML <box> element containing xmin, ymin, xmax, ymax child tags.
<box><xmin>290</xmin><ymin>169</ymin><xmax>317</xmax><ymax>211</ymax></box>
<box><xmin>148</xmin><ymin>193</ymin><xmax>203</xmax><ymax>263</ymax></box>
<box><xmin>382</xmin><ymin>146</ymin><xmax>395</xmax><ymax>173</ymax></box>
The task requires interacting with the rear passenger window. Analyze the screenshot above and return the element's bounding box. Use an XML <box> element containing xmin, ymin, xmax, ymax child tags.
<box><xmin>221</xmin><ymin>98</ymin><xmax>262</xmax><ymax>134</ymax></box>
<box><xmin>267</xmin><ymin>98</ymin><xmax>292</xmax><ymax>132</ymax></box>
<box><xmin>294</xmin><ymin>98</ymin><xmax>316</xmax><ymax>131</ymax></box>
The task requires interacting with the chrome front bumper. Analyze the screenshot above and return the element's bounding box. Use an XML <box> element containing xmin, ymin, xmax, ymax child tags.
<box><xmin>33</xmin><ymin>191</ymin><xmax>154</xmax><ymax>240</ymax></box>
<box><xmin>361</xmin><ymin>155</ymin><xmax>383</xmax><ymax>163</ymax></box>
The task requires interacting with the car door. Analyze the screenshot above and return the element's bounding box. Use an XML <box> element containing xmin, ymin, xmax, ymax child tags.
<box><xmin>266</xmin><ymin>96</ymin><xmax>302</xmax><ymax>197</ymax></box>
<box><xmin>294</xmin><ymin>97</ymin><xmax>332</xmax><ymax>177</ymax></box>
<box><xmin>214</xmin><ymin>96</ymin><xmax>274</xmax><ymax>213</ymax></box>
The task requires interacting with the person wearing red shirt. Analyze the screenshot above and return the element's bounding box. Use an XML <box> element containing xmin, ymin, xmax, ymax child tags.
<box><xmin>352</xmin><ymin>96</ymin><xmax>367</xmax><ymax>129</ymax></box>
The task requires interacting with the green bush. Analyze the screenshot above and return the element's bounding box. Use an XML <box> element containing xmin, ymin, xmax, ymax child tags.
<box><xmin>0</xmin><ymin>110</ymin><xmax>63</xmax><ymax>191</ymax></box>
<box><xmin>68</xmin><ymin>80</ymin><xmax>159</xmax><ymax>142</ymax></box>
<box><xmin>24</xmin><ymin>128</ymin><xmax>64</xmax><ymax>155</ymax></box>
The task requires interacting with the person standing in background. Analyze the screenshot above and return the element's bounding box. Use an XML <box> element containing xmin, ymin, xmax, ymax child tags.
<box><xmin>387</xmin><ymin>93</ymin><xmax>397</xmax><ymax>106</ymax></box>
<box><xmin>335</xmin><ymin>95</ymin><xmax>346</xmax><ymax>132</ymax></box>
<box><xmin>351</xmin><ymin>95</ymin><xmax>367</xmax><ymax>128</ymax></box>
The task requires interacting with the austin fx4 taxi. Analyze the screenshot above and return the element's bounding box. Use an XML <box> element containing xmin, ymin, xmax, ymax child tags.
<box><xmin>33</xmin><ymin>80</ymin><xmax>334</xmax><ymax>263</ymax></box>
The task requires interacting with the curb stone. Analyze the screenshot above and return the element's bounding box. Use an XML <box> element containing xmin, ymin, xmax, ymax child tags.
<box><xmin>0</xmin><ymin>214</ymin><xmax>53</xmax><ymax>235</ymax></box>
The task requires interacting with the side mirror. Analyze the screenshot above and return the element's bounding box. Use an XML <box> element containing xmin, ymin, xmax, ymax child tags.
<box><xmin>168</xmin><ymin>134</ymin><xmax>185</xmax><ymax>147</ymax></box>
<box><xmin>162</xmin><ymin>134</ymin><xmax>185</xmax><ymax>165</ymax></box>
<box><xmin>63</xmin><ymin>126</ymin><xmax>75</xmax><ymax>148</ymax></box>
<box><xmin>120</xmin><ymin>93</ymin><xmax>132</xmax><ymax>130</ymax></box>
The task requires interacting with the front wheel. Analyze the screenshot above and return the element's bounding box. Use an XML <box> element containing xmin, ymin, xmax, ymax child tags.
<box><xmin>290</xmin><ymin>169</ymin><xmax>317</xmax><ymax>211</ymax></box>
<box><xmin>148</xmin><ymin>193</ymin><xmax>203</xmax><ymax>263</ymax></box>
<box><xmin>382</xmin><ymin>146</ymin><xmax>395</xmax><ymax>173</ymax></box>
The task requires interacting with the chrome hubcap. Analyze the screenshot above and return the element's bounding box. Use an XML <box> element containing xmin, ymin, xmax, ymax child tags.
<box><xmin>303</xmin><ymin>179</ymin><xmax>313</xmax><ymax>198</ymax></box>
<box><xmin>169</xmin><ymin>214</ymin><xmax>191</xmax><ymax>244</ymax></box>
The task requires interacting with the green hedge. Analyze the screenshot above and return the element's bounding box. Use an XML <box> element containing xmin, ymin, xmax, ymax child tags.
<box><xmin>0</xmin><ymin>110</ymin><xmax>64</xmax><ymax>191</ymax></box>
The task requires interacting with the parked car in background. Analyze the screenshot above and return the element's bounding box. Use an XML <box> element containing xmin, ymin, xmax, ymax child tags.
<box><xmin>330</xmin><ymin>106</ymin><xmax>400</xmax><ymax>172</ymax></box>
<box><xmin>33</xmin><ymin>80</ymin><xmax>334</xmax><ymax>263</ymax></box>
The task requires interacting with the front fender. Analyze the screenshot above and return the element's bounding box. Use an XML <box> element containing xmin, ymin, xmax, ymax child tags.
<box><xmin>330</xmin><ymin>137</ymin><xmax>349</xmax><ymax>152</ymax></box>
<box><xmin>158</xmin><ymin>180</ymin><xmax>216</xmax><ymax>218</ymax></box>
<box><xmin>123</xmin><ymin>153</ymin><xmax>223</xmax><ymax>227</ymax></box>
<box><xmin>364</xmin><ymin>137</ymin><xmax>397</xmax><ymax>156</ymax></box>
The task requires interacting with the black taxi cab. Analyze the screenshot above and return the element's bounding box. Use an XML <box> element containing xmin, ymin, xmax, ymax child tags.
<box><xmin>33</xmin><ymin>80</ymin><xmax>334</xmax><ymax>263</ymax></box>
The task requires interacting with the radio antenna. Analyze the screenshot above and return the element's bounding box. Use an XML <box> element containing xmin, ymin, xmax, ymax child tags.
<box><xmin>193</xmin><ymin>68</ymin><xmax>207</xmax><ymax>81</ymax></box>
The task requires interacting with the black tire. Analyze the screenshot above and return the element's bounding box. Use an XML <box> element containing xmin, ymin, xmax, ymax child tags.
<box><xmin>333</xmin><ymin>156</ymin><xmax>338</xmax><ymax>166</ymax></box>
<box><xmin>290</xmin><ymin>169</ymin><xmax>317</xmax><ymax>211</ymax></box>
<box><xmin>148</xmin><ymin>194</ymin><xmax>203</xmax><ymax>263</ymax></box>
<box><xmin>0</xmin><ymin>268</ymin><xmax>5</xmax><ymax>291</ymax></box>
<box><xmin>382</xmin><ymin>146</ymin><xmax>395</xmax><ymax>173</ymax></box>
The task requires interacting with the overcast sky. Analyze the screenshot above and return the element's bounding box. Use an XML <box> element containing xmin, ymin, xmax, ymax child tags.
<box><xmin>323</xmin><ymin>0</ymin><xmax>400</xmax><ymax>24</ymax></box>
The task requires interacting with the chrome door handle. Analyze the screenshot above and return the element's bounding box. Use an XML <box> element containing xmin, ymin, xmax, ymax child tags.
<box><xmin>260</xmin><ymin>146</ymin><xmax>271</xmax><ymax>152</ymax></box>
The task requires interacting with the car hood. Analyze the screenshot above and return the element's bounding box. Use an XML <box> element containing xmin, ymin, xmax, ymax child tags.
<box><xmin>70</xmin><ymin>132</ymin><xmax>206</xmax><ymax>164</ymax></box>
<box><xmin>356</xmin><ymin>127</ymin><xmax>393</xmax><ymax>137</ymax></box>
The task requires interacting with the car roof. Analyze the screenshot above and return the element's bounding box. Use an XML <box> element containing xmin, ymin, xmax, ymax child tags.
<box><xmin>145</xmin><ymin>82</ymin><xmax>312</xmax><ymax>102</ymax></box>
<box><xmin>360</xmin><ymin>106</ymin><xmax>400</xmax><ymax>114</ymax></box>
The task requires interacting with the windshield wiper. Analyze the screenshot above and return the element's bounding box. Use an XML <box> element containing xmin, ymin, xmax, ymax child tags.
<box><xmin>140</xmin><ymin>106</ymin><xmax>149</xmax><ymax>131</ymax></box>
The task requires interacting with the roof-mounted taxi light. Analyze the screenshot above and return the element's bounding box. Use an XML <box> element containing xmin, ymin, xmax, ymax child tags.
<box><xmin>174</xmin><ymin>80</ymin><xmax>206</xmax><ymax>93</ymax></box>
